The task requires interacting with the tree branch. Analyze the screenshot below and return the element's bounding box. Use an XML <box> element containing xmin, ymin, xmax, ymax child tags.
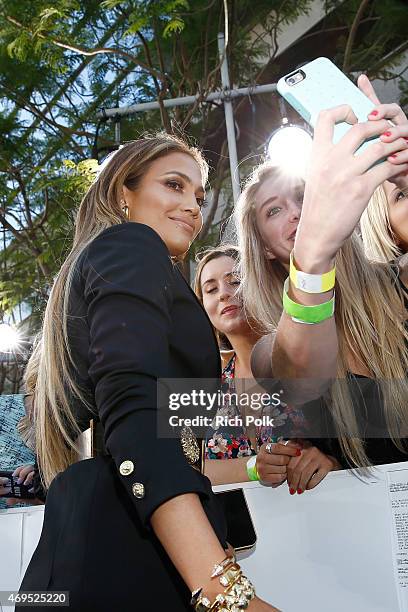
<box><xmin>199</xmin><ymin>141</ymin><xmax>229</xmax><ymax>240</ymax></box>
<box><xmin>4</xmin><ymin>14</ymin><xmax>162</xmax><ymax>79</ymax></box>
<box><xmin>342</xmin><ymin>0</ymin><xmax>372</xmax><ymax>73</ymax></box>
<box><xmin>137</xmin><ymin>30</ymin><xmax>171</xmax><ymax>133</ymax></box>
<box><xmin>17</xmin><ymin>15</ymin><xmax>127</xmax><ymax>147</ymax></box>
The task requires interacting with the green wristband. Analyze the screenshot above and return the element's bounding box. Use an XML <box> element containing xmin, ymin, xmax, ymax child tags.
<box><xmin>246</xmin><ymin>455</ymin><xmax>259</xmax><ymax>481</ymax></box>
<box><xmin>282</xmin><ymin>277</ymin><xmax>335</xmax><ymax>324</ymax></box>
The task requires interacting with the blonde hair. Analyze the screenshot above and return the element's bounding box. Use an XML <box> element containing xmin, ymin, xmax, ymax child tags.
<box><xmin>30</xmin><ymin>134</ymin><xmax>208</xmax><ymax>488</ymax></box>
<box><xmin>360</xmin><ymin>184</ymin><xmax>402</xmax><ymax>262</ymax></box>
<box><xmin>234</xmin><ymin>163</ymin><xmax>290</xmax><ymax>333</ymax></box>
<box><xmin>194</xmin><ymin>244</ymin><xmax>240</xmax><ymax>350</ymax></box>
<box><xmin>235</xmin><ymin>162</ymin><xmax>408</xmax><ymax>468</ymax></box>
<box><xmin>16</xmin><ymin>338</ymin><xmax>42</xmax><ymax>451</ymax></box>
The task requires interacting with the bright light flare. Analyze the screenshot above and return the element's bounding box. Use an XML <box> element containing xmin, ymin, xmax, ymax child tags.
<box><xmin>0</xmin><ymin>323</ymin><xmax>20</xmax><ymax>352</ymax></box>
<box><xmin>267</xmin><ymin>125</ymin><xmax>313</xmax><ymax>178</ymax></box>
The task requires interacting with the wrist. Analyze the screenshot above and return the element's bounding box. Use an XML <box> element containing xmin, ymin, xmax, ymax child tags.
<box><xmin>191</xmin><ymin>554</ymin><xmax>256</xmax><ymax>611</ymax></box>
<box><xmin>293</xmin><ymin>240</ymin><xmax>335</xmax><ymax>275</ymax></box>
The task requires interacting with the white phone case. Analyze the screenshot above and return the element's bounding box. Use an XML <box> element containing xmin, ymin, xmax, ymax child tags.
<box><xmin>277</xmin><ymin>57</ymin><xmax>378</xmax><ymax>153</ymax></box>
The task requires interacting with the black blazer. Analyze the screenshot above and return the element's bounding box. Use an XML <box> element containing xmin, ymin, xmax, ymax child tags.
<box><xmin>69</xmin><ymin>221</ymin><xmax>222</xmax><ymax>525</ymax></box>
<box><xmin>19</xmin><ymin>222</ymin><xmax>226</xmax><ymax>611</ymax></box>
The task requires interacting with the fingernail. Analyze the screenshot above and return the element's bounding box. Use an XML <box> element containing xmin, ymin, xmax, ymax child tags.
<box><xmin>296</xmin><ymin>449</ymin><xmax>301</xmax><ymax>457</ymax></box>
<box><xmin>383</xmin><ymin>131</ymin><xmax>392</xmax><ymax>137</ymax></box>
<box><xmin>17</xmin><ymin>478</ymin><xmax>23</xmax><ymax>484</ymax></box>
<box><xmin>289</xmin><ymin>488</ymin><xmax>295</xmax><ymax>495</ymax></box>
<box><xmin>369</xmin><ymin>110</ymin><xmax>378</xmax><ymax>116</ymax></box>
<box><xmin>297</xmin><ymin>488</ymin><xmax>303</xmax><ymax>494</ymax></box>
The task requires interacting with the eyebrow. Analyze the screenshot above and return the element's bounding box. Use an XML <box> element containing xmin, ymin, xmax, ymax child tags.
<box><xmin>202</xmin><ymin>272</ymin><xmax>237</xmax><ymax>286</ymax></box>
<box><xmin>161</xmin><ymin>171</ymin><xmax>205</xmax><ymax>194</ymax></box>
<box><xmin>259</xmin><ymin>186</ymin><xmax>304</xmax><ymax>212</ymax></box>
<box><xmin>259</xmin><ymin>195</ymin><xmax>278</xmax><ymax>211</ymax></box>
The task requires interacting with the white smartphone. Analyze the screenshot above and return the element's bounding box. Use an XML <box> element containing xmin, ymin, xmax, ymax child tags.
<box><xmin>277</xmin><ymin>57</ymin><xmax>379</xmax><ymax>154</ymax></box>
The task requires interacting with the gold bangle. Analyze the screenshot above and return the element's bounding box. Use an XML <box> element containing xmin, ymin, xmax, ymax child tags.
<box><xmin>191</xmin><ymin>559</ymin><xmax>256</xmax><ymax>611</ymax></box>
<box><xmin>224</xmin><ymin>574</ymin><xmax>256</xmax><ymax>607</ymax></box>
<box><xmin>219</xmin><ymin>564</ymin><xmax>242</xmax><ymax>588</ymax></box>
<box><xmin>194</xmin><ymin>595</ymin><xmax>214</xmax><ymax>612</ymax></box>
<box><xmin>211</xmin><ymin>554</ymin><xmax>236</xmax><ymax>578</ymax></box>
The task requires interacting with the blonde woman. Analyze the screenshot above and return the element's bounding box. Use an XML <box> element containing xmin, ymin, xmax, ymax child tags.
<box><xmin>194</xmin><ymin>245</ymin><xmax>338</xmax><ymax>493</ymax></box>
<box><xmin>359</xmin><ymin>81</ymin><xmax>408</xmax><ymax>262</ymax></box>
<box><xmin>18</xmin><ymin>136</ymin><xmax>276</xmax><ymax>612</ymax></box>
<box><xmin>234</xmin><ymin>84</ymin><xmax>408</xmax><ymax>494</ymax></box>
<box><xmin>361</xmin><ymin>180</ymin><xmax>408</xmax><ymax>262</ymax></box>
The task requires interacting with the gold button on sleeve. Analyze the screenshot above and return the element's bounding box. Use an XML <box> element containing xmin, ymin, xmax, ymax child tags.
<box><xmin>119</xmin><ymin>460</ymin><xmax>134</xmax><ymax>476</ymax></box>
<box><xmin>132</xmin><ymin>482</ymin><xmax>145</xmax><ymax>499</ymax></box>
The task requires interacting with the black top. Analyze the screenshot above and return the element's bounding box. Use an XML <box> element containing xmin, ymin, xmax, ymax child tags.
<box><xmin>66</xmin><ymin>222</ymin><xmax>221</xmax><ymax>526</ymax></box>
<box><xmin>311</xmin><ymin>375</ymin><xmax>408</xmax><ymax>468</ymax></box>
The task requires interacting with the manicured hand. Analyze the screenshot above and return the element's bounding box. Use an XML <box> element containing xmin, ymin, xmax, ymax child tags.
<box><xmin>256</xmin><ymin>441</ymin><xmax>301</xmax><ymax>487</ymax></box>
<box><xmin>12</xmin><ymin>463</ymin><xmax>35</xmax><ymax>486</ymax></box>
<box><xmin>286</xmin><ymin>446</ymin><xmax>340</xmax><ymax>494</ymax></box>
<box><xmin>295</xmin><ymin>103</ymin><xmax>408</xmax><ymax>268</ymax></box>
<box><xmin>358</xmin><ymin>74</ymin><xmax>408</xmax><ymax>188</ymax></box>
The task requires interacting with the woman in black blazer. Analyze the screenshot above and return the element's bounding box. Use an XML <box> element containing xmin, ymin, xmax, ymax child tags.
<box><xmin>18</xmin><ymin>136</ymin><xmax>276</xmax><ymax>611</ymax></box>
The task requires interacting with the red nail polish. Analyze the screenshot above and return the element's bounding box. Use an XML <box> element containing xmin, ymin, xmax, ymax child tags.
<box><xmin>383</xmin><ymin>131</ymin><xmax>392</xmax><ymax>137</ymax></box>
<box><xmin>296</xmin><ymin>449</ymin><xmax>301</xmax><ymax>457</ymax></box>
<box><xmin>289</xmin><ymin>488</ymin><xmax>295</xmax><ymax>495</ymax></box>
<box><xmin>369</xmin><ymin>110</ymin><xmax>378</xmax><ymax>116</ymax></box>
<box><xmin>297</xmin><ymin>489</ymin><xmax>303</xmax><ymax>494</ymax></box>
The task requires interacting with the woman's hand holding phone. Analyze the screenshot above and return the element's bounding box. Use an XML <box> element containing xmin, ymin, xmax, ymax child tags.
<box><xmin>0</xmin><ymin>464</ymin><xmax>44</xmax><ymax>506</ymax></box>
<box><xmin>358</xmin><ymin>74</ymin><xmax>408</xmax><ymax>189</ymax></box>
<box><xmin>294</xmin><ymin>103</ymin><xmax>408</xmax><ymax>271</ymax></box>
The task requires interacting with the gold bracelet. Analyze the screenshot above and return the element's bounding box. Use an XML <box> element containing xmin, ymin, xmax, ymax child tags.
<box><xmin>222</xmin><ymin>574</ymin><xmax>255</xmax><ymax>606</ymax></box>
<box><xmin>210</xmin><ymin>553</ymin><xmax>236</xmax><ymax>578</ymax></box>
<box><xmin>191</xmin><ymin>567</ymin><xmax>256</xmax><ymax>611</ymax></box>
<box><xmin>219</xmin><ymin>563</ymin><xmax>242</xmax><ymax>588</ymax></box>
<box><xmin>191</xmin><ymin>589</ymin><xmax>213</xmax><ymax>612</ymax></box>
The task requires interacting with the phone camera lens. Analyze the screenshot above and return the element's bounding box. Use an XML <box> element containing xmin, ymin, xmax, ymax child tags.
<box><xmin>288</xmin><ymin>77</ymin><xmax>295</xmax><ymax>85</ymax></box>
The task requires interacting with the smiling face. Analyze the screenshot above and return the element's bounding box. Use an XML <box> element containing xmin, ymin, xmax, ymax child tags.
<box><xmin>123</xmin><ymin>152</ymin><xmax>205</xmax><ymax>257</ymax></box>
<box><xmin>200</xmin><ymin>255</ymin><xmax>249</xmax><ymax>338</ymax></box>
<box><xmin>253</xmin><ymin>174</ymin><xmax>304</xmax><ymax>265</ymax></box>
<box><xmin>383</xmin><ymin>180</ymin><xmax>408</xmax><ymax>252</ymax></box>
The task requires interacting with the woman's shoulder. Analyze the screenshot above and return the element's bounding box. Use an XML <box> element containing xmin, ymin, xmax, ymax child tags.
<box><xmin>78</xmin><ymin>222</ymin><xmax>173</xmax><ymax>282</ymax></box>
<box><xmin>88</xmin><ymin>222</ymin><xmax>169</xmax><ymax>255</ymax></box>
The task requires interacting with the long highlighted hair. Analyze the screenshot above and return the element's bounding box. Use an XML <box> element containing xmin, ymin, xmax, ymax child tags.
<box><xmin>360</xmin><ymin>184</ymin><xmax>402</xmax><ymax>262</ymax></box>
<box><xmin>235</xmin><ymin>162</ymin><xmax>408</xmax><ymax>468</ymax></box>
<box><xmin>30</xmin><ymin>134</ymin><xmax>208</xmax><ymax>488</ymax></box>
